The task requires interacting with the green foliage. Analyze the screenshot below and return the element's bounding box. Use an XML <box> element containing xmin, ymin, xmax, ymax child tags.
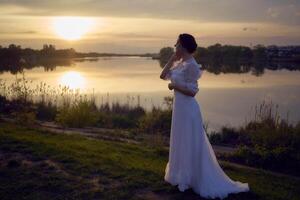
<box><xmin>253</xmin><ymin>44</ymin><xmax>268</xmax><ymax>62</ymax></box>
<box><xmin>1</xmin><ymin>121</ymin><xmax>300</xmax><ymax>200</ymax></box>
<box><xmin>110</xmin><ymin>114</ymin><xmax>136</xmax><ymax>128</ymax></box>
<box><xmin>159</xmin><ymin>43</ymin><xmax>270</xmax><ymax>76</ymax></box>
<box><xmin>96</xmin><ymin>101</ymin><xmax>146</xmax><ymax>129</ymax></box>
<box><xmin>228</xmin><ymin>145</ymin><xmax>299</xmax><ymax>176</ymax></box>
<box><xmin>138</xmin><ymin>106</ymin><xmax>172</xmax><ymax>135</ymax></box>
<box><xmin>161</xmin><ymin>43</ymin><xmax>266</xmax><ymax>64</ymax></box>
<box><xmin>11</xmin><ymin>110</ymin><xmax>36</xmax><ymax>127</ymax></box>
<box><xmin>35</xmin><ymin>101</ymin><xmax>57</xmax><ymax>121</ymax></box>
<box><xmin>1</xmin><ymin>75</ymin><xmax>176</xmax><ymax>131</ymax></box>
<box><xmin>55</xmin><ymin>99</ymin><xmax>98</xmax><ymax>128</ymax></box>
<box><xmin>0</xmin><ymin>95</ymin><xmax>9</xmax><ymax>113</ymax></box>
<box><xmin>158</xmin><ymin>47</ymin><xmax>174</xmax><ymax>66</ymax></box>
<box><xmin>211</xmin><ymin>100</ymin><xmax>300</xmax><ymax>176</ymax></box>
<box><xmin>137</xmin><ymin>97</ymin><xmax>173</xmax><ymax>135</ymax></box>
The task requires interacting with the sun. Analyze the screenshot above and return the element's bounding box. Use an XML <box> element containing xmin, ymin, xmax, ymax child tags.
<box><xmin>52</xmin><ymin>16</ymin><xmax>94</xmax><ymax>40</ymax></box>
<box><xmin>59</xmin><ymin>71</ymin><xmax>86</xmax><ymax>89</ymax></box>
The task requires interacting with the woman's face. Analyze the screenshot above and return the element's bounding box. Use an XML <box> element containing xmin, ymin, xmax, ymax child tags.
<box><xmin>174</xmin><ymin>38</ymin><xmax>185</xmax><ymax>57</ymax></box>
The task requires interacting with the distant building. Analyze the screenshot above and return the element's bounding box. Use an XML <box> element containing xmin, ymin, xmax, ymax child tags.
<box><xmin>266</xmin><ymin>45</ymin><xmax>300</xmax><ymax>61</ymax></box>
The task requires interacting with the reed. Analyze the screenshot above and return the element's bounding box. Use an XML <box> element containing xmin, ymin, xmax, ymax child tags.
<box><xmin>208</xmin><ymin>100</ymin><xmax>300</xmax><ymax>176</ymax></box>
<box><xmin>0</xmin><ymin>75</ymin><xmax>171</xmax><ymax>130</ymax></box>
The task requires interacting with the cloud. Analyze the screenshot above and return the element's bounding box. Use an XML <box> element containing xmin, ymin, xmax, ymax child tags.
<box><xmin>267</xmin><ymin>7</ymin><xmax>280</xmax><ymax>18</ymax></box>
<box><xmin>242</xmin><ymin>27</ymin><xmax>258</xmax><ymax>32</ymax></box>
<box><xmin>0</xmin><ymin>0</ymin><xmax>299</xmax><ymax>25</ymax></box>
<box><xmin>266</xmin><ymin>3</ymin><xmax>300</xmax><ymax>25</ymax></box>
<box><xmin>0</xmin><ymin>30</ymin><xmax>38</xmax><ymax>34</ymax></box>
<box><xmin>92</xmin><ymin>32</ymin><xmax>170</xmax><ymax>40</ymax></box>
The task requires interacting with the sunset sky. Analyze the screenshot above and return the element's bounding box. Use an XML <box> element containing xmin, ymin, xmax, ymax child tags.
<box><xmin>0</xmin><ymin>0</ymin><xmax>299</xmax><ymax>53</ymax></box>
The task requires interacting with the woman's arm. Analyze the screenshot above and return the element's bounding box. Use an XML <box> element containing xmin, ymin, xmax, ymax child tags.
<box><xmin>160</xmin><ymin>53</ymin><xmax>180</xmax><ymax>80</ymax></box>
<box><xmin>168</xmin><ymin>63</ymin><xmax>201</xmax><ymax>97</ymax></box>
<box><xmin>168</xmin><ymin>83</ymin><xmax>196</xmax><ymax>97</ymax></box>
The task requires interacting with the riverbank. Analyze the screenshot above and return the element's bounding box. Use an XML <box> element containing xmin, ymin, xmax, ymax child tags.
<box><xmin>0</xmin><ymin>120</ymin><xmax>299</xmax><ymax>199</ymax></box>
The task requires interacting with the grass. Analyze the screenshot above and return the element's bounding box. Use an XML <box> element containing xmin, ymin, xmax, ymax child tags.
<box><xmin>0</xmin><ymin>75</ymin><xmax>170</xmax><ymax>132</ymax></box>
<box><xmin>208</xmin><ymin>100</ymin><xmax>300</xmax><ymax>176</ymax></box>
<box><xmin>0</xmin><ymin>121</ymin><xmax>299</xmax><ymax>200</ymax></box>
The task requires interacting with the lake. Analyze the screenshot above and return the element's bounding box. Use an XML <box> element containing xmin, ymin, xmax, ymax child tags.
<box><xmin>1</xmin><ymin>56</ymin><xmax>300</xmax><ymax>132</ymax></box>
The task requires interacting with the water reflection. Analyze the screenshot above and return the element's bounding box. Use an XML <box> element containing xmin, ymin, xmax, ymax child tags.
<box><xmin>1</xmin><ymin>56</ymin><xmax>300</xmax><ymax>76</ymax></box>
<box><xmin>0</xmin><ymin>58</ymin><xmax>74</xmax><ymax>75</ymax></box>
<box><xmin>1</xmin><ymin>56</ymin><xmax>300</xmax><ymax>131</ymax></box>
<box><xmin>158</xmin><ymin>59</ymin><xmax>300</xmax><ymax>76</ymax></box>
<box><xmin>59</xmin><ymin>71</ymin><xmax>86</xmax><ymax>90</ymax></box>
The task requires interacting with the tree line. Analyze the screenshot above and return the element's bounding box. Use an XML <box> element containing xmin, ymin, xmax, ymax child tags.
<box><xmin>0</xmin><ymin>44</ymin><xmax>77</xmax><ymax>60</ymax></box>
<box><xmin>158</xmin><ymin>43</ymin><xmax>268</xmax><ymax>65</ymax></box>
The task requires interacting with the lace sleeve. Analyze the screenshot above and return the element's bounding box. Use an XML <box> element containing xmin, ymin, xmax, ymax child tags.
<box><xmin>180</xmin><ymin>63</ymin><xmax>202</xmax><ymax>94</ymax></box>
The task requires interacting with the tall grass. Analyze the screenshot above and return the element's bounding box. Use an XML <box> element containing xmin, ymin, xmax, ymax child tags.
<box><xmin>208</xmin><ymin>99</ymin><xmax>300</xmax><ymax>176</ymax></box>
<box><xmin>1</xmin><ymin>74</ymin><xmax>299</xmax><ymax>175</ymax></box>
<box><xmin>0</xmin><ymin>74</ymin><xmax>171</xmax><ymax>131</ymax></box>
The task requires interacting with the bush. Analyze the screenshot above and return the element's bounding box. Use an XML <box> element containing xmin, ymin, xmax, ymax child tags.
<box><xmin>226</xmin><ymin>145</ymin><xmax>300</xmax><ymax>176</ymax></box>
<box><xmin>12</xmin><ymin>110</ymin><xmax>36</xmax><ymax>127</ymax></box>
<box><xmin>0</xmin><ymin>95</ymin><xmax>9</xmax><ymax>113</ymax></box>
<box><xmin>138</xmin><ymin>108</ymin><xmax>172</xmax><ymax>135</ymax></box>
<box><xmin>36</xmin><ymin>101</ymin><xmax>57</xmax><ymax>121</ymax></box>
<box><xmin>111</xmin><ymin>114</ymin><xmax>136</xmax><ymax>129</ymax></box>
<box><xmin>95</xmin><ymin>103</ymin><xmax>146</xmax><ymax>129</ymax></box>
<box><xmin>55</xmin><ymin>99</ymin><xmax>98</xmax><ymax>128</ymax></box>
<box><xmin>210</xmin><ymin>100</ymin><xmax>300</xmax><ymax>176</ymax></box>
<box><xmin>208</xmin><ymin>127</ymin><xmax>251</xmax><ymax>146</ymax></box>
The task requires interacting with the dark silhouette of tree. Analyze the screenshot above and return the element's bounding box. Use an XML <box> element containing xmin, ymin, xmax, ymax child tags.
<box><xmin>253</xmin><ymin>45</ymin><xmax>267</xmax><ymax>62</ymax></box>
<box><xmin>158</xmin><ymin>43</ymin><xmax>300</xmax><ymax>76</ymax></box>
<box><xmin>158</xmin><ymin>47</ymin><xmax>174</xmax><ymax>67</ymax></box>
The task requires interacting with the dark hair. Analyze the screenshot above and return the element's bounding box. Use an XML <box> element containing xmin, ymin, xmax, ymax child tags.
<box><xmin>178</xmin><ymin>33</ymin><xmax>197</xmax><ymax>54</ymax></box>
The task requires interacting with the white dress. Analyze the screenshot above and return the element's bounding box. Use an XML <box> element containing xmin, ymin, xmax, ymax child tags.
<box><xmin>162</xmin><ymin>57</ymin><xmax>250</xmax><ymax>199</ymax></box>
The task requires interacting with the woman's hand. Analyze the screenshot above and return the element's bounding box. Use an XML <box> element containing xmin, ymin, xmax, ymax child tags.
<box><xmin>169</xmin><ymin>52</ymin><xmax>181</xmax><ymax>63</ymax></box>
<box><xmin>170</xmin><ymin>83</ymin><xmax>196</xmax><ymax>97</ymax></box>
<box><xmin>160</xmin><ymin>52</ymin><xmax>181</xmax><ymax>80</ymax></box>
<box><xmin>168</xmin><ymin>83</ymin><xmax>174</xmax><ymax>90</ymax></box>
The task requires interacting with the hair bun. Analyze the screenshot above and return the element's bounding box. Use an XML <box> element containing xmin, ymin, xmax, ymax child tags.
<box><xmin>179</xmin><ymin>33</ymin><xmax>198</xmax><ymax>54</ymax></box>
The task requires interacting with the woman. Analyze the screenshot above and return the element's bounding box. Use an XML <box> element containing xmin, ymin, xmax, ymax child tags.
<box><xmin>160</xmin><ymin>33</ymin><xmax>250</xmax><ymax>199</ymax></box>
